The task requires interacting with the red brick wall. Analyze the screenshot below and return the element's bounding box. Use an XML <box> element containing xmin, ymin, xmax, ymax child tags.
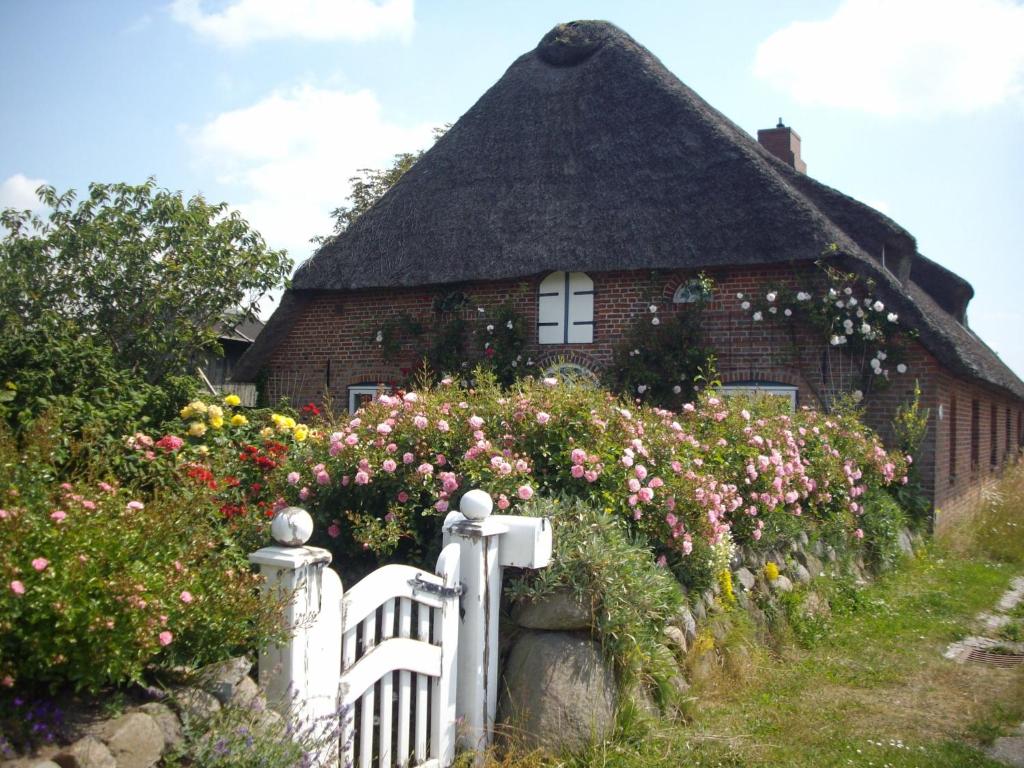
<box><xmin>264</xmin><ymin>263</ymin><xmax>1023</xmax><ymax>511</ymax></box>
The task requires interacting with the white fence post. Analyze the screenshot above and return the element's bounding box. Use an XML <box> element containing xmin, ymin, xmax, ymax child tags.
<box><xmin>249</xmin><ymin>507</ymin><xmax>342</xmax><ymax>768</ymax></box>
<box><xmin>443</xmin><ymin>490</ymin><xmax>552</xmax><ymax>758</ymax></box>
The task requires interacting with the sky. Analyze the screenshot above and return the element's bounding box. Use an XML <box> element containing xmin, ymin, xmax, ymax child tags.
<box><xmin>1</xmin><ymin>0</ymin><xmax>1022</xmax><ymax>377</ymax></box>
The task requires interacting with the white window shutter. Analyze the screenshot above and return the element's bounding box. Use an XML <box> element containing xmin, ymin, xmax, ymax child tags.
<box><xmin>567</xmin><ymin>272</ymin><xmax>594</xmax><ymax>343</ymax></box>
<box><xmin>538</xmin><ymin>272</ymin><xmax>565</xmax><ymax>344</ymax></box>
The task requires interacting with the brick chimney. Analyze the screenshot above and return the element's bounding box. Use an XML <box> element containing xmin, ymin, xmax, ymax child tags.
<box><xmin>758</xmin><ymin>119</ymin><xmax>807</xmax><ymax>174</ymax></box>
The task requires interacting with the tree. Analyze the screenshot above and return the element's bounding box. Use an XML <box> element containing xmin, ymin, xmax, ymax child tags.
<box><xmin>314</xmin><ymin>124</ymin><xmax>450</xmax><ymax>244</ymax></box>
<box><xmin>0</xmin><ymin>179</ymin><xmax>291</xmax><ymax>383</ymax></box>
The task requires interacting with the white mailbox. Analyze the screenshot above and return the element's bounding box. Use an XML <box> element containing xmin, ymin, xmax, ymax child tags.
<box><xmin>491</xmin><ymin>515</ymin><xmax>552</xmax><ymax>568</ymax></box>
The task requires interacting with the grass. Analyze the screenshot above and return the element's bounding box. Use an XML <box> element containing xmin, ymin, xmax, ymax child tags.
<box><xmin>486</xmin><ymin>463</ymin><xmax>1024</xmax><ymax>768</ymax></box>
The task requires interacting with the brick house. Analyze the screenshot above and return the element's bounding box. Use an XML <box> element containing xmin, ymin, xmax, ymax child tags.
<box><xmin>236</xmin><ymin>20</ymin><xmax>1024</xmax><ymax>522</ymax></box>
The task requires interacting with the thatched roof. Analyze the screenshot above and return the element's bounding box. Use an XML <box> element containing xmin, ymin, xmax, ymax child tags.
<box><xmin>237</xmin><ymin>20</ymin><xmax>1023</xmax><ymax>399</ymax></box>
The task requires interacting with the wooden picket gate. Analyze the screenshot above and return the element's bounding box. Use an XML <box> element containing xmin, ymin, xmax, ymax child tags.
<box><xmin>339</xmin><ymin>545</ymin><xmax>461</xmax><ymax>768</ymax></box>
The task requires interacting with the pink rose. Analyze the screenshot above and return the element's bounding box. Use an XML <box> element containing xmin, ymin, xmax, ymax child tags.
<box><xmin>316</xmin><ymin>470</ymin><xmax>330</xmax><ymax>486</ymax></box>
<box><xmin>437</xmin><ymin>420</ymin><xmax>450</xmax><ymax>432</ymax></box>
<box><xmin>435</xmin><ymin>499</ymin><xmax>449</xmax><ymax>513</ymax></box>
<box><xmin>627</xmin><ymin>478</ymin><xmax>641</xmax><ymax>493</ymax></box>
<box><xmin>853</xmin><ymin>528</ymin><xmax>864</xmax><ymax>539</ymax></box>
<box><xmin>155</xmin><ymin>434</ymin><xmax>184</xmax><ymax>452</ymax></box>
<box><xmin>299</xmin><ymin>487</ymin><xmax>310</xmax><ymax>501</ymax></box>
<box><xmin>571</xmin><ymin>449</ymin><xmax>587</xmax><ymax>466</ymax></box>
<box><xmin>327</xmin><ymin>523</ymin><xmax>342</xmax><ymax>538</ymax></box>
<box><xmin>9</xmin><ymin>580</ymin><xmax>25</xmax><ymax>595</ymax></box>
<box><xmin>469</xmin><ymin>415</ymin><xmax>484</xmax><ymax>429</ymax></box>
<box><xmin>397</xmin><ymin>491</ymin><xmax>410</xmax><ymax>503</ymax></box>
<box><xmin>376</xmin><ymin>423</ymin><xmax>392</xmax><ymax>435</ymax></box>
<box><xmin>638</xmin><ymin>487</ymin><xmax>654</xmax><ymax>502</ymax></box>
<box><xmin>50</xmin><ymin>510</ymin><xmax>67</xmax><ymax>522</ymax></box>
<box><xmin>126</xmin><ymin>500</ymin><xmax>144</xmax><ymax>511</ymax></box>
<box><xmin>414</xmin><ymin>415</ymin><xmax>428</xmax><ymax>429</ymax></box>
<box><xmin>31</xmin><ymin>557</ymin><xmax>48</xmax><ymax>572</ymax></box>
<box><xmin>635</xmin><ymin>465</ymin><xmax>648</xmax><ymax>480</ymax></box>
<box><xmin>536</xmin><ymin>412</ymin><xmax>550</xmax><ymax>425</ymax></box>
<box><xmin>571</xmin><ymin>465</ymin><xmax>585</xmax><ymax>479</ymax></box>
<box><xmin>180</xmin><ymin>591</ymin><xmax>193</xmax><ymax>604</ymax></box>
<box><xmin>287</xmin><ymin>471</ymin><xmax>301</xmax><ymax>485</ymax></box>
<box><xmin>354</xmin><ymin>471</ymin><xmax>370</xmax><ymax>485</ymax></box>
<box><xmin>403</xmin><ymin>452</ymin><xmax>415</xmax><ymax>465</ymax></box>
<box><xmin>158</xmin><ymin>631</ymin><xmax>173</xmax><ymax>647</ymax></box>
<box><xmin>517</xmin><ymin>485</ymin><xmax>533</xmax><ymax>500</ymax></box>
<box><xmin>382</xmin><ymin>459</ymin><xmax>397</xmax><ymax>473</ymax></box>
<box><xmin>417</xmin><ymin>463</ymin><xmax>434</xmax><ymax>476</ymax></box>
<box><xmin>497</xmin><ymin>494</ymin><xmax>510</xmax><ymax>510</ymax></box>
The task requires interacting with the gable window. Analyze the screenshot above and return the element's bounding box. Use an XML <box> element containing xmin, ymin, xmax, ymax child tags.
<box><xmin>721</xmin><ymin>382</ymin><xmax>797</xmax><ymax>411</ymax></box>
<box><xmin>348</xmin><ymin>383</ymin><xmax>389</xmax><ymax>414</ymax></box>
<box><xmin>538</xmin><ymin>271</ymin><xmax>594</xmax><ymax>344</ymax></box>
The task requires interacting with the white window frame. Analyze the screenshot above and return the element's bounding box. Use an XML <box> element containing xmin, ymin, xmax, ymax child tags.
<box><xmin>348</xmin><ymin>384</ymin><xmax>389</xmax><ymax>414</ymax></box>
<box><xmin>721</xmin><ymin>383</ymin><xmax>798</xmax><ymax>411</ymax></box>
<box><xmin>538</xmin><ymin>271</ymin><xmax>594</xmax><ymax>344</ymax></box>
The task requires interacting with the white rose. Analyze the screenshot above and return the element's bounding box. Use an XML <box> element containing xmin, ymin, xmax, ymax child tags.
<box><xmin>852</xmin><ymin>389</ymin><xmax>864</xmax><ymax>402</ymax></box>
<box><xmin>897</xmin><ymin>363</ymin><xmax>908</xmax><ymax>374</ymax></box>
<box><xmin>873</xmin><ymin>301</ymin><xmax>884</xmax><ymax>312</ymax></box>
<box><xmin>887</xmin><ymin>312</ymin><xmax>898</xmax><ymax>323</ymax></box>
<box><xmin>649</xmin><ymin>304</ymin><xmax>658</xmax><ymax>313</ymax></box>
<box><xmin>741</xmin><ymin>301</ymin><xmax>751</xmax><ymax>310</ymax></box>
<box><xmin>753</xmin><ymin>311</ymin><xmax>763</xmax><ymax>321</ymax></box>
<box><xmin>637</xmin><ymin>384</ymin><xmax>647</xmax><ymax>394</ymax></box>
<box><xmin>830</xmin><ymin>335</ymin><xmax>842</xmax><ymax>346</ymax></box>
<box><xmin>844</xmin><ymin>287</ymin><xmax>853</xmax><ymax>295</ymax></box>
<box><xmin>652</xmin><ymin>317</ymin><xmax>660</xmax><ymax>325</ymax></box>
<box><xmin>769</xmin><ymin>306</ymin><xmax>777</xmax><ymax>314</ymax></box>
<box><xmin>672</xmin><ymin>385</ymin><xmax>682</xmax><ymax>394</ymax></box>
<box><xmin>736</xmin><ymin>292</ymin><xmax>744</xmax><ymax>300</ymax></box>
<box><xmin>784</xmin><ymin>308</ymin><xmax>792</xmax><ymax>317</ymax></box>
<box><xmin>877</xmin><ymin>351</ymin><xmax>887</xmax><ymax>360</ymax></box>
<box><xmin>766</xmin><ymin>292</ymin><xmax>777</xmax><ymax>302</ymax></box>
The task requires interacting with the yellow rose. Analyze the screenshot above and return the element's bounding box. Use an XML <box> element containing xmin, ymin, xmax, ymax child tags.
<box><xmin>180</xmin><ymin>405</ymin><xmax>194</xmax><ymax>419</ymax></box>
<box><xmin>209</xmin><ymin>416</ymin><xmax>224</xmax><ymax>429</ymax></box>
<box><xmin>271</xmin><ymin>413</ymin><xmax>286</xmax><ymax>427</ymax></box>
<box><xmin>231</xmin><ymin>414</ymin><xmax>248</xmax><ymax>427</ymax></box>
<box><xmin>223</xmin><ymin>394</ymin><xmax>241</xmax><ymax>406</ymax></box>
<box><xmin>188</xmin><ymin>421</ymin><xmax>207</xmax><ymax>437</ymax></box>
<box><xmin>260</xmin><ymin>427</ymin><xmax>274</xmax><ymax>438</ymax></box>
<box><xmin>189</xmin><ymin>400</ymin><xmax>208</xmax><ymax>415</ymax></box>
<box><xmin>293</xmin><ymin>425</ymin><xmax>309</xmax><ymax>442</ymax></box>
<box><xmin>197</xmin><ymin>445</ymin><xmax>209</xmax><ymax>455</ymax></box>
<box><xmin>207</xmin><ymin>405</ymin><xmax>223</xmax><ymax>421</ymax></box>
<box><xmin>283</xmin><ymin>416</ymin><xmax>296</xmax><ymax>429</ymax></box>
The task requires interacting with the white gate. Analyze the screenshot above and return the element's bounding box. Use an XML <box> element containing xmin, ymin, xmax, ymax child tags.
<box><xmin>339</xmin><ymin>546</ymin><xmax>460</xmax><ymax>768</ymax></box>
<box><xmin>249</xmin><ymin>490</ymin><xmax>552</xmax><ymax>768</ymax></box>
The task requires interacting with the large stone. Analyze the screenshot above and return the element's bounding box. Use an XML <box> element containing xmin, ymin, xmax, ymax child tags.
<box><xmin>987</xmin><ymin>736</ymin><xmax>1024</xmax><ymax>767</ymax></box>
<box><xmin>97</xmin><ymin>713</ymin><xmax>164</xmax><ymax>768</ymax></box>
<box><xmin>897</xmin><ymin>529</ymin><xmax>914</xmax><ymax>556</ymax></box>
<box><xmin>734</xmin><ymin>568</ymin><xmax>756</xmax><ymax>592</ymax></box>
<box><xmin>512</xmin><ymin>589</ymin><xmax>593</xmax><ymax>631</ymax></box>
<box><xmin>770</xmin><ymin>575</ymin><xmax>793</xmax><ymax>593</ymax></box>
<box><xmin>795</xmin><ymin>550</ymin><xmax>825</xmax><ymax>578</ymax></box>
<box><xmin>691</xmin><ymin>598</ymin><xmax>707</xmax><ymax>623</ymax></box>
<box><xmin>499</xmin><ymin>631</ymin><xmax>616</xmax><ymax>753</ymax></box>
<box><xmin>195</xmin><ymin>656</ymin><xmax>252</xmax><ymax>705</ymax></box>
<box><xmin>252</xmin><ymin>708</ymin><xmax>285</xmax><ymax>738</ymax></box>
<box><xmin>664</xmin><ymin>625</ymin><xmax>688</xmax><ymax>657</ymax></box>
<box><xmin>172</xmin><ymin>687</ymin><xmax>221</xmax><ymax>728</ymax></box>
<box><xmin>54</xmin><ymin>736</ymin><xmax>116</xmax><ymax>768</ymax></box>
<box><xmin>793</xmin><ymin>564</ymin><xmax>812</xmax><ymax>585</ymax></box>
<box><xmin>227</xmin><ymin>676</ymin><xmax>260</xmax><ymax>710</ymax></box>
<box><xmin>676</xmin><ymin>605</ymin><xmax>697</xmax><ymax>644</ymax></box>
<box><xmin>136</xmin><ymin>703</ymin><xmax>183</xmax><ymax>750</ymax></box>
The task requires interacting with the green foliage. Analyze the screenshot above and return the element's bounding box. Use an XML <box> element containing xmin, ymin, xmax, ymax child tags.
<box><xmin>506</xmin><ymin>496</ymin><xmax>682</xmax><ymax>702</ymax></box>
<box><xmin>859</xmin><ymin>488</ymin><xmax>909</xmax><ymax>571</ymax></box>
<box><xmin>0</xmin><ymin>420</ymin><xmax>284</xmax><ymax>693</ymax></box>
<box><xmin>317</xmin><ymin>124</ymin><xmax>450</xmax><ymax>243</ymax></box>
<box><xmin>890</xmin><ymin>380</ymin><xmax>932</xmax><ymax>525</ymax></box>
<box><xmin>0</xmin><ymin>179</ymin><xmax>291</xmax><ymax>385</ymax></box>
<box><xmin>604</xmin><ymin>275</ymin><xmax>716</xmax><ymax>408</ymax></box>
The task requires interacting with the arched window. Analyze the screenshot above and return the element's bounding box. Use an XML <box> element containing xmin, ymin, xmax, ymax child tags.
<box><xmin>542</xmin><ymin>362</ymin><xmax>598</xmax><ymax>387</ymax></box>
<box><xmin>538</xmin><ymin>272</ymin><xmax>594</xmax><ymax>344</ymax></box>
<box><xmin>720</xmin><ymin>381</ymin><xmax>798</xmax><ymax>411</ymax></box>
<box><xmin>672</xmin><ymin>278</ymin><xmax>711</xmax><ymax>305</ymax></box>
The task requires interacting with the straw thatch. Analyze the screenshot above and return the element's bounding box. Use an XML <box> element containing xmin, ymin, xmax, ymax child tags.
<box><xmin>236</xmin><ymin>20</ymin><xmax>1022</xmax><ymax>398</ymax></box>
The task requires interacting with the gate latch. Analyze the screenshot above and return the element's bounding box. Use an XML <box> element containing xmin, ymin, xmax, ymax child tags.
<box><xmin>409</xmin><ymin>573</ymin><xmax>464</xmax><ymax>599</ymax></box>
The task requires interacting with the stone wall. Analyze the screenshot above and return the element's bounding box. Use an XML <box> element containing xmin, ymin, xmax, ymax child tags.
<box><xmin>497</xmin><ymin>526</ymin><xmax>924</xmax><ymax>754</ymax></box>
<box><xmin>1</xmin><ymin>658</ymin><xmax>283</xmax><ymax>768</ymax></box>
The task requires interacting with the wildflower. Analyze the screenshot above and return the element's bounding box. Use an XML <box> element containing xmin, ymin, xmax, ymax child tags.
<box><xmin>31</xmin><ymin>558</ymin><xmax>48</xmax><ymax>572</ymax></box>
<box><xmin>158</xmin><ymin>631</ymin><xmax>173</xmax><ymax>647</ymax></box>
<box><xmin>180</xmin><ymin>591</ymin><xmax>193</xmax><ymax>604</ymax></box>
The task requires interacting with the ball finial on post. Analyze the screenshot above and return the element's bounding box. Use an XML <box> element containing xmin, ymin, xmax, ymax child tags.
<box><xmin>271</xmin><ymin>507</ymin><xmax>314</xmax><ymax>546</ymax></box>
<box><xmin>460</xmin><ymin>489</ymin><xmax>493</xmax><ymax>521</ymax></box>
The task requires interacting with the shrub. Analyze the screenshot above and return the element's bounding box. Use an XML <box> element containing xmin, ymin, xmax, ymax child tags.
<box><xmin>506</xmin><ymin>496</ymin><xmax>682</xmax><ymax>703</ymax></box>
<box><xmin>858</xmin><ymin>488</ymin><xmax>909</xmax><ymax>571</ymax></box>
<box><xmin>0</xmin><ymin>419</ymin><xmax>284</xmax><ymax>693</ymax></box>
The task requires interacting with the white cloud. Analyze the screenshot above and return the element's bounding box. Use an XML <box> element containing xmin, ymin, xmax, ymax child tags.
<box><xmin>0</xmin><ymin>173</ymin><xmax>47</xmax><ymax>211</ymax></box>
<box><xmin>754</xmin><ymin>0</ymin><xmax>1024</xmax><ymax>116</ymax></box>
<box><xmin>170</xmin><ymin>0</ymin><xmax>414</xmax><ymax>47</ymax></box>
<box><xmin>189</xmin><ymin>84</ymin><xmax>435</xmax><ymax>264</ymax></box>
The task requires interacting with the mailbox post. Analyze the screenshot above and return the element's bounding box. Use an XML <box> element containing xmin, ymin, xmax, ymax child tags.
<box><xmin>442</xmin><ymin>490</ymin><xmax>552</xmax><ymax>756</ymax></box>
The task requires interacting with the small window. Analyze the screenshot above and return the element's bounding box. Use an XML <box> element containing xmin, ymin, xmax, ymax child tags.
<box><xmin>348</xmin><ymin>383</ymin><xmax>389</xmax><ymax>414</ymax></box>
<box><xmin>538</xmin><ymin>272</ymin><xmax>594</xmax><ymax>344</ymax></box>
<box><xmin>990</xmin><ymin>403</ymin><xmax>998</xmax><ymax>467</ymax></box>
<box><xmin>949</xmin><ymin>395</ymin><xmax>958</xmax><ymax>483</ymax></box>
<box><xmin>971</xmin><ymin>399</ymin><xmax>980</xmax><ymax>470</ymax></box>
<box><xmin>721</xmin><ymin>382</ymin><xmax>797</xmax><ymax>411</ymax></box>
<box><xmin>672</xmin><ymin>279</ymin><xmax>711</xmax><ymax>305</ymax></box>
<box><xmin>542</xmin><ymin>362</ymin><xmax>598</xmax><ymax>387</ymax></box>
